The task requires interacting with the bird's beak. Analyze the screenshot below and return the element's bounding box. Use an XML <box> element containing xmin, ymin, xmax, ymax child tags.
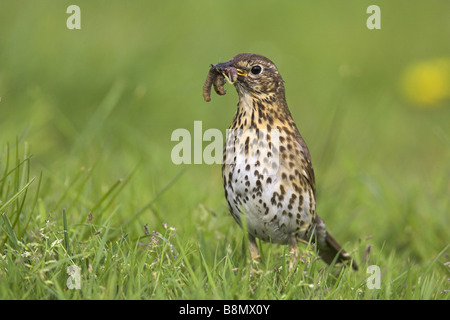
<box><xmin>236</xmin><ymin>69</ymin><xmax>247</xmax><ymax>77</ymax></box>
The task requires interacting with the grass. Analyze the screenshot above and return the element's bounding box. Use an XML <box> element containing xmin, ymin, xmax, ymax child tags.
<box><xmin>0</xmin><ymin>1</ymin><xmax>449</xmax><ymax>300</ymax></box>
<box><xmin>0</xmin><ymin>130</ymin><xmax>448</xmax><ymax>300</ymax></box>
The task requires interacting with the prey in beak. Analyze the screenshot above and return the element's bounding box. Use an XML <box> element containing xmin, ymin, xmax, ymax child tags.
<box><xmin>202</xmin><ymin>61</ymin><xmax>246</xmax><ymax>102</ymax></box>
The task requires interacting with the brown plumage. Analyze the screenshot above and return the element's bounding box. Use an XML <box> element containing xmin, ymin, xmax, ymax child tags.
<box><xmin>204</xmin><ymin>53</ymin><xmax>358</xmax><ymax>270</ymax></box>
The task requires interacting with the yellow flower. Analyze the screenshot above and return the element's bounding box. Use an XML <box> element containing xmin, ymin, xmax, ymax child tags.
<box><xmin>401</xmin><ymin>58</ymin><xmax>450</xmax><ymax>108</ymax></box>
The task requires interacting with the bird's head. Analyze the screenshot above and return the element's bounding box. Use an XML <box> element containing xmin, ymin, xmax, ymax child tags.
<box><xmin>205</xmin><ymin>53</ymin><xmax>285</xmax><ymax>101</ymax></box>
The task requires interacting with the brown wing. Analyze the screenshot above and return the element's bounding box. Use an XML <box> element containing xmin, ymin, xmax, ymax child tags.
<box><xmin>294</xmin><ymin>129</ymin><xmax>316</xmax><ymax>196</ymax></box>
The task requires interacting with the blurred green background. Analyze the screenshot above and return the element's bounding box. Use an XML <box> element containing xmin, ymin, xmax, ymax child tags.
<box><xmin>0</xmin><ymin>1</ymin><xmax>449</xmax><ymax>263</ymax></box>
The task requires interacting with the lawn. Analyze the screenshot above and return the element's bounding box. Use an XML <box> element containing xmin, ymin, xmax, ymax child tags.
<box><xmin>0</xmin><ymin>1</ymin><xmax>449</xmax><ymax>300</ymax></box>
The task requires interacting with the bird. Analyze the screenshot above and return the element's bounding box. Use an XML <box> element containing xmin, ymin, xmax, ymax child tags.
<box><xmin>203</xmin><ymin>53</ymin><xmax>358</xmax><ymax>270</ymax></box>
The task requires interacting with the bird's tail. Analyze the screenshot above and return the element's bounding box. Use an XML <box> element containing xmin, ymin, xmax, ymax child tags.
<box><xmin>318</xmin><ymin>231</ymin><xmax>358</xmax><ymax>271</ymax></box>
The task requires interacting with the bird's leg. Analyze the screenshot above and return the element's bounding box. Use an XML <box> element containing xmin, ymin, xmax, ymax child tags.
<box><xmin>247</xmin><ymin>234</ymin><xmax>263</xmax><ymax>276</ymax></box>
<box><xmin>288</xmin><ymin>235</ymin><xmax>298</xmax><ymax>269</ymax></box>
<box><xmin>248</xmin><ymin>234</ymin><xmax>261</xmax><ymax>264</ymax></box>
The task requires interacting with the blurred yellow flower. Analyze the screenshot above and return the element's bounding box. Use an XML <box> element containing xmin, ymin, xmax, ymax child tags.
<box><xmin>401</xmin><ymin>58</ymin><xmax>450</xmax><ymax>108</ymax></box>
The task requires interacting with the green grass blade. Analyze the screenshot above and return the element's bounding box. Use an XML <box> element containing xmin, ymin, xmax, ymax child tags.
<box><xmin>21</xmin><ymin>171</ymin><xmax>42</xmax><ymax>237</ymax></box>
<box><xmin>0</xmin><ymin>142</ymin><xmax>10</xmax><ymax>198</ymax></box>
<box><xmin>122</xmin><ymin>168</ymin><xmax>186</xmax><ymax>228</ymax></box>
<box><xmin>63</xmin><ymin>208</ymin><xmax>70</xmax><ymax>256</ymax></box>
<box><xmin>90</xmin><ymin>179</ymin><xmax>123</xmax><ymax>214</ymax></box>
<box><xmin>1</xmin><ymin>213</ymin><xmax>19</xmax><ymax>250</ymax></box>
<box><xmin>0</xmin><ymin>176</ymin><xmax>35</xmax><ymax>213</ymax></box>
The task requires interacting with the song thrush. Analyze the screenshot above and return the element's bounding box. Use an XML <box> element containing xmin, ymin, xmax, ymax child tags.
<box><xmin>203</xmin><ymin>53</ymin><xmax>358</xmax><ymax>270</ymax></box>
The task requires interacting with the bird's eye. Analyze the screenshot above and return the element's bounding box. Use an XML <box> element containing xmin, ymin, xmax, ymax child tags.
<box><xmin>251</xmin><ymin>65</ymin><xmax>262</xmax><ymax>75</ymax></box>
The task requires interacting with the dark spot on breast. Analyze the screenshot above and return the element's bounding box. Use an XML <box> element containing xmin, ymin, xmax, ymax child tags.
<box><xmin>244</xmin><ymin>136</ymin><xmax>249</xmax><ymax>154</ymax></box>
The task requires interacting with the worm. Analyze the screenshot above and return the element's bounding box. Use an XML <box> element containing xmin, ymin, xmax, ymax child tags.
<box><xmin>213</xmin><ymin>73</ymin><xmax>227</xmax><ymax>96</ymax></box>
<box><xmin>203</xmin><ymin>64</ymin><xmax>238</xmax><ymax>102</ymax></box>
<box><xmin>202</xmin><ymin>65</ymin><xmax>216</xmax><ymax>102</ymax></box>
